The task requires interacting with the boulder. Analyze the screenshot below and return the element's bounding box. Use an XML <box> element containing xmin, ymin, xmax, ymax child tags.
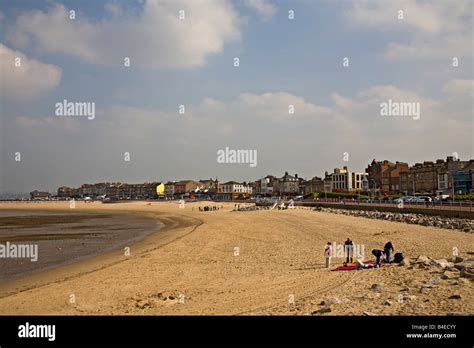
<box><xmin>414</xmin><ymin>255</ymin><xmax>431</xmax><ymax>264</ymax></box>
<box><xmin>431</xmin><ymin>259</ymin><xmax>454</xmax><ymax>269</ymax></box>
<box><xmin>460</xmin><ymin>270</ymin><xmax>474</xmax><ymax>279</ymax></box>
<box><xmin>454</xmin><ymin>261</ymin><xmax>474</xmax><ymax>272</ymax></box>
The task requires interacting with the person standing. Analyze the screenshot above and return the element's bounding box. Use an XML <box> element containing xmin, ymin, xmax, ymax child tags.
<box><xmin>384</xmin><ymin>241</ymin><xmax>394</xmax><ymax>263</ymax></box>
<box><xmin>344</xmin><ymin>238</ymin><xmax>354</xmax><ymax>264</ymax></box>
<box><xmin>324</xmin><ymin>242</ymin><xmax>332</xmax><ymax>270</ymax></box>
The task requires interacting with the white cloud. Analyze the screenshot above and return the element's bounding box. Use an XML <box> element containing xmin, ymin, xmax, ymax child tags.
<box><xmin>104</xmin><ymin>3</ymin><xmax>122</xmax><ymax>15</ymax></box>
<box><xmin>7</xmin><ymin>0</ymin><xmax>241</xmax><ymax>69</ymax></box>
<box><xmin>4</xmin><ymin>82</ymin><xmax>473</xmax><ymax>192</ymax></box>
<box><xmin>346</xmin><ymin>0</ymin><xmax>472</xmax><ymax>61</ymax></box>
<box><xmin>15</xmin><ymin>116</ymin><xmax>80</xmax><ymax>133</ymax></box>
<box><xmin>244</xmin><ymin>0</ymin><xmax>277</xmax><ymax>21</ymax></box>
<box><xmin>0</xmin><ymin>43</ymin><xmax>61</xmax><ymax>100</ymax></box>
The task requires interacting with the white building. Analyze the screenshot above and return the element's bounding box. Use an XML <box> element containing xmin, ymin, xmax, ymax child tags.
<box><xmin>331</xmin><ymin>166</ymin><xmax>368</xmax><ymax>192</ymax></box>
<box><xmin>220</xmin><ymin>181</ymin><xmax>253</xmax><ymax>194</ymax></box>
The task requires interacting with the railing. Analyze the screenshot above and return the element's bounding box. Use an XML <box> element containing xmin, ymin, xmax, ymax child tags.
<box><xmin>311</xmin><ymin>198</ymin><xmax>473</xmax><ymax>212</ymax></box>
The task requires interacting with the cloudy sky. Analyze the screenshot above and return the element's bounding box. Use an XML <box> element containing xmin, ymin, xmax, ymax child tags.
<box><xmin>0</xmin><ymin>0</ymin><xmax>472</xmax><ymax>194</ymax></box>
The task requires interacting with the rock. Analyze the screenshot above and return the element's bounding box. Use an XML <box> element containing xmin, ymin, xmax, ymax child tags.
<box><xmin>399</xmin><ymin>259</ymin><xmax>408</xmax><ymax>266</ymax></box>
<box><xmin>414</xmin><ymin>255</ymin><xmax>431</xmax><ymax>264</ymax></box>
<box><xmin>419</xmin><ymin>284</ymin><xmax>436</xmax><ymax>293</ymax></box>
<box><xmin>432</xmin><ymin>259</ymin><xmax>453</xmax><ymax>269</ymax></box>
<box><xmin>320</xmin><ymin>296</ymin><xmax>341</xmax><ymax>306</ymax></box>
<box><xmin>460</xmin><ymin>270</ymin><xmax>474</xmax><ymax>279</ymax></box>
<box><xmin>383</xmin><ymin>300</ymin><xmax>392</xmax><ymax>306</ymax></box>
<box><xmin>312</xmin><ymin>307</ymin><xmax>332</xmax><ymax>314</ymax></box>
<box><xmin>455</xmin><ymin>261</ymin><xmax>474</xmax><ymax>272</ymax></box>
<box><xmin>420</xmin><ymin>283</ymin><xmax>437</xmax><ymax>289</ymax></box>
<box><xmin>403</xmin><ymin>295</ymin><xmax>417</xmax><ymax>301</ymax></box>
<box><xmin>449</xmin><ymin>294</ymin><xmax>461</xmax><ymax>299</ymax></box>
<box><xmin>370</xmin><ymin>283</ymin><xmax>382</xmax><ymax>292</ymax></box>
<box><xmin>362</xmin><ymin>311</ymin><xmax>376</xmax><ymax>316</ymax></box>
<box><xmin>440</xmin><ymin>274</ymin><xmax>449</xmax><ymax>280</ymax></box>
<box><xmin>428</xmin><ymin>276</ymin><xmax>441</xmax><ymax>284</ymax></box>
<box><xmin>454</xmin><ymin>256</ymin><xmax>464</xmax><ymax>263</ymax></box>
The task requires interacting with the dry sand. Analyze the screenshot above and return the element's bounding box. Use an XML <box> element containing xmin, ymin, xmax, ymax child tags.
<box><xmin>0</xmin><ymin>201</ymin><xmax>472</xmax><ymax>315</ymax></box>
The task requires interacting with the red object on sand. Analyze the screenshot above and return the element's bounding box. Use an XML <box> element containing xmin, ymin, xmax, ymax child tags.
<box><xmin>334</xmin><ymin>260</ymin><xmax>384</xmax><ymax>271</ymax></box>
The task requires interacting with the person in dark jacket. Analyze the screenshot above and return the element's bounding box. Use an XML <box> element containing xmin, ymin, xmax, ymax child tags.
<box><xmin>372</xmin><ymin>249</ymin><xmax>384</xmax><ymax>267</ymax></box>
<box><xmin>384</xmin><ymin>241</ymin><xmax>394</xmax><ymax>263</ymax></box>
<box><xmin>344</xmin><ymin>238</ymin><xmax>354</xmax><ymax>264</ymax></box>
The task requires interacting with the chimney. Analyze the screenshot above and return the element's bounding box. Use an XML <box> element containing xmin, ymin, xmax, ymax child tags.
<box><xmin>285</xmin><ymin>171</ymin><xmax>288</xmax><ymax>176</ymax></box>
<box><xmin>295</xmin><ymin>174</ymin><xmax>298</xmax><ymax>178</ymax></box>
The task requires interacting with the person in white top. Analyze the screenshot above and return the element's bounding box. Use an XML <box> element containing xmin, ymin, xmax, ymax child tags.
<box><xmin>324</xmin><ymin>242</ymin><xmax>332</xmax><ymax>270</ymax></box>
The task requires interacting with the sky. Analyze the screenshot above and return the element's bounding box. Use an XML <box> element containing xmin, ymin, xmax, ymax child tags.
<box><xmin>0</xmin><ymin>0</ymin><xmax>473</xmax><ymax>194</ymax></box>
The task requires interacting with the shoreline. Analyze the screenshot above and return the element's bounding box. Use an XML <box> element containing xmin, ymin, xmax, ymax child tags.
<box><xmin>0</xmin><ymin>209</ymin><xmax>162</xmax><ymax>282</ymax></box>
<box><xmin>0</xmin><ymin>202</ymin><xmax>203</xmax><ymax>299</ymax></box>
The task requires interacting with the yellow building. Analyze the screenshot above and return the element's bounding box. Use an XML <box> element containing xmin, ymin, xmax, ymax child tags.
<box><xmin>156</xmin><ymin>182</ymin><xmax>165</xmax><ymax>196</ymax></box>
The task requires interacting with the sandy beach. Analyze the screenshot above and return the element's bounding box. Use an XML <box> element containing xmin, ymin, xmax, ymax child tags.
<box><xmin>0</xmin><ymin>201</ymin><xmax>472</xmax><ymax>315</ymax></box>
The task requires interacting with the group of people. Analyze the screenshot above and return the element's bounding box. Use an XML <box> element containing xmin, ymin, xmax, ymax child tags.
<box><xmin>198</xmin><ymin>205</ymin><xmax>222</xmax><ymax>212</ymax></box>
<box><xmin>323</xmin><ymin>239</ymin><xmax>396</xmax><ymax>270</ymax></box>
<box><xmin>372</xmin><ymin>241</ymin><xmax>395</xmax><ymax>266</ymax></box>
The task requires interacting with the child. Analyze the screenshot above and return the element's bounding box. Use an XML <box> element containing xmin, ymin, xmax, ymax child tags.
<box><xmin>324</xmin><ymin>242</ymin><xmax>332</xmax><ymax>270</ymax></box>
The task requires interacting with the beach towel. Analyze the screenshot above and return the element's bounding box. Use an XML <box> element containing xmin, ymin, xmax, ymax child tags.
<box><xmin>334</xmin><ymin>259</ymin><xmax>384</xmax><ymax>271</ymax></box>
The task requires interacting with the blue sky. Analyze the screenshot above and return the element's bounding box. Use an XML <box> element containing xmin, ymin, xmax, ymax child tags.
<box><xmin>0</xmin><ymin>0</ymin><xmax>472</xmax><ymax>193</ymax></box>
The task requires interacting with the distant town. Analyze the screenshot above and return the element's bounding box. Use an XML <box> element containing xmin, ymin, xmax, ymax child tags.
<box><xmin>27</xmin><ymin>155</ymin><xmax>474</xmax><ymax>201</ymax></box>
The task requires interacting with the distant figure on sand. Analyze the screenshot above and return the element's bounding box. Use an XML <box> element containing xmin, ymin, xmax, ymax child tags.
<box><xmin>324</xmin><ymin>242</ymin><xmax>332</xmax><ymax>269</ymax></box>
<box><xmin>424</xmin><ymin>197</ymin><xmax>430</xmax><ymax>208</ymax></box>
<box><xmin>344</xmin><ymin>238</ymin><xmax>353</xmax><ymax>264</ymax></box>
<box><xmin>384</xmin><ymin>241</ymin><xmax>394</xmax><ymax>263</ymax></box>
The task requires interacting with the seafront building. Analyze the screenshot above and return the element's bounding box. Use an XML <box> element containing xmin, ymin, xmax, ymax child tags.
<box><xmin>399</xmin><ymin>156</ymin><xmax>469</xmax><ymax>195</ymax></box>
<box><xmin>330</xmin><ymin>166</ymin><xmax>368</xmax><ymax>193</ymax></box>
<box><xmin>215</xmin><ymin>181</ymin><xmax>253</xmax><ymax>200</ymax></box>
<box><xmin>46</xmin><ymin>155</ymin><xmax>474</xmax><ymax>201</ymax></box>
<box><xmin>301</xmin><ymin>176</ymin><xmax>324</xmax><ymax>196</ymax></box>
<box><xmin>274</xmin><ymin>172</ymin><xmax>301</xmax><ymax>195</ymax></box>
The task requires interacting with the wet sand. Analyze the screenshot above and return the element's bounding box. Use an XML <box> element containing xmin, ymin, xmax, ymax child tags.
<box><xmin>0</xmin><ymin>201</ymin><xmax>472</xmax><ymax>315</ymax></box>
<box><xmin>0</xmin><ymin>209</ymin><xmax>161</xmax><ymax>281</ymax></box>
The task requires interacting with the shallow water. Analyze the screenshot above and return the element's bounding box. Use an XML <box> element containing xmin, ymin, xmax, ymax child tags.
<box><xmin>0</xmin><ymin>210</ymin><xmax>161</xmax><ymax>281</ymax></box>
